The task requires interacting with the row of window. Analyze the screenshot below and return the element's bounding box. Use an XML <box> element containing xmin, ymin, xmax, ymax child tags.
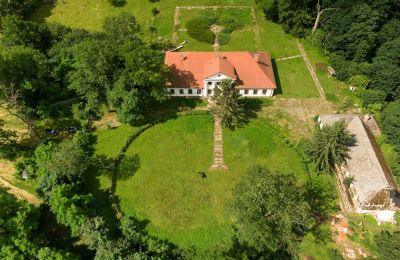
<box><xmin>169</xmin><ymin>88</ymin><xmax>270</xmax><ymax>95</ymax></box>
<box><xmin>242</xmin><ymin>89</ymin><xmax>269</xmax><ymax>95</ymax></box>
<box><xmin>170</xmin><ymin>89</ymin><xmax>202</xmax><ymax>95</ymax></box>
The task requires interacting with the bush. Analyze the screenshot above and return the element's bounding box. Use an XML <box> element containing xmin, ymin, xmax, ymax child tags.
<box><xmin>109</xmin><ymin>0</ymin><xmax>126</xmax><ymax>7</ymax></box>
<box><xmin>186</xmin><ymin>17</ymin><xmax>214</xmax><ymax>44</ymax></box>
<box><xmin>151</xmin><ymin>7</ymin><xmax>160</xmax><ymax>16</ymax></box>
<box><xmin>362</xmin><ymin>89</ymin><xmax>387</xmax><ymax>107</ymax></box>
<box><xmin>217</xmin><ymin>32</ymin><xmax>230</xmax><ymax>45</ymax></box>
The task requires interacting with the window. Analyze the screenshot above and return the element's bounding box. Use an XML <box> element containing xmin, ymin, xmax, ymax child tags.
<box><xmin>207</xmin><ymin>89</ymin><xmax>212</xmax><ymax>95</ymax></box>
<box><xmin>207</xmin><ymin>82</ymin><xmax>212</xmax><ymax>86</ymax></box>
<box><xmin>179</xmin><ymin>89</ymin><xmax>184</xmax><ymax>95</ymax></box>
<box><xmin>197</xmin><ymin>89</ymin><xmax>202</xmax><ymax>94</ymax></box>
<box><xmin>244</xmin><ymin>89</ymin><xmax>249</xmax><ymax>95</ymax></box>
<box><xmin>170</xmin><ymin>89</ymin><xmax>175</xmax><ymax>94</ymax></box>
<box><xmin>262</xmin><ymin>89</ymin><xmax>267</xmax><ymax>95</ymax></box>
<box><xmin>188</xmin><ymin>89</ymin><xmax>192</xmax><ymax>94</ymax></box>
<box><xmin>253</xmin><ymin>89</ymin><xmax>258</xmax><ymax>95</ymax></box>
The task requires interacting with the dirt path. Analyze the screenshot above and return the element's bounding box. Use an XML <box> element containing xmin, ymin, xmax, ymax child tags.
<box><xmin>0</xmin><ymin>160</ymin><xmax>40</xmax><ymax>205</ymax></box>
<box><xmin>276</xmin><ymin>54</ymin><xmax>303</xmax><ymax>61</ymax></box>
<box><xmin>210</xmin><ymin>118</ymin><xmax>228</xmax><ymax>171</ymax></box>
<box><xmin>297</xmin><ymin>40</ymin><xmax>326</xmax><ymax>99</ymax></box>
<box><xmin>250</xmin><ymin>7</ymin><xmax>261</xmax><ymax>52</ymax></box>
<box><xmin>332</xmin><ymin>215</ymin><xmax>372</xmax><ymax>259</ymax></box>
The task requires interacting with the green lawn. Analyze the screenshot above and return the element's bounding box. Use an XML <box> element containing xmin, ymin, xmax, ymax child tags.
<box><xmin>115</xmin><ymin>115</ymin><xmax>306</xmax><ymax>250</ymax></box>
<box><xmin>274</xmin><ymin>58</ymin><xmax>320</xmax><ymax>98</ymax></box>
<box><xmin>30</xmin><ymin>0</ymin><xmax>253</xmax><ymax>36</ymax></box>
<box><xmin>177</xmin><ymin>7</ymin><xmax>257</xmax><ymax>52</ymax></box>
<box><xmin>302</xmin><ymin>41</ymin><xmax>350</xmax><ymax>102</ymax></box>
<box><xmin>256</xmin><ymin>11</ymin><xmax>299</xmax><ymax>59</ymax></box>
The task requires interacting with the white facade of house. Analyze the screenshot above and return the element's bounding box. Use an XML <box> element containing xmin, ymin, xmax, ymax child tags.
<box><xmin>167</xmin><ymin>73</ymin><xmax>275</xmax><ymax>98</ymax></box>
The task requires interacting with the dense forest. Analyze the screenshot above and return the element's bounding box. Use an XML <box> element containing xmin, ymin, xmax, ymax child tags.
<box><xmin>1</xmin><ymin>0</ymin><xmax>400</xmax><ymax>259</ymax></box>
<box><xmin>257</xmin><ymin>0</ymin><xmax>400</xmax><ymax>174</ymax></box>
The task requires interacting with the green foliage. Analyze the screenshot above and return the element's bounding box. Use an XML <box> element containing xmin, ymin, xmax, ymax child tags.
<box><xmin>0</xmin><ymin>15</ymin><xmax>51</xmax><ymax>51</ymax></box>
<box><xmin>305</xmin><ymin>174</ymin><xmax>337</xmax><ymax>220</ymax></box>
<box><xmin>343</xmin><ymin>176</ymin><xmax>355</xmax><ymax>188</ymax></box>
<box><xmin>307</xmin><ymin>121</ymin><xmax>352</xmax><ymax>174</ymax></box>
<box><xmin>217</xmin><ymin>32</ymin><xmax>230</xmax><ymax>45</ymax></box>
<box><xmin>48</xmin><ymin>184</ymin><xmax>93</xmax><ymax>236</ymax></box>
<box><xmin>210</xmin><ymin>79</ymin><xmax>244</xmax><ymax>129</ymax></box>
<box><xmin>381</xmin><ymin>101</ymin><xmax>400</xmax><ymax>152</ymax></box>
<box><xmin>36</xmin><ymin>140</ymin><xmax>90</xmax><ymax>198</ymax></box>
<box><xmin>362</xmin><ymin>89</ymin><xmax>387</xmax><ymax>107</ymax></box>
<box><xmin>0</xmin><ymin>188</ymin><xmax>77</xmax><ymax>259</ymax></box>
<box><xmin>108</xmin><ymin>0</ymin><xmax>126</xmax><ymax>7</ymax></box>
<box><xmin>186</xmin><ymin>17</ymin><xmax>214</xmax><ymax>44</ymax></box>
<box><xmin>0</xmin><ymin>0</ymin><xmax>40</xmax><ymax>17</ymax></box>
<box><xmin>0</xmin><ymin>119</ymin><xmax>18</xmax><ymax>159</ymax></box>
<box><xmin>374</xmin><ymin>231</ymin><xmax>400</xmax><ymax>259</ymax></box>
<box><xmin>231</xmin><ymin>165</ymin><xmax>313</xmax><ymax>257</ymax></box>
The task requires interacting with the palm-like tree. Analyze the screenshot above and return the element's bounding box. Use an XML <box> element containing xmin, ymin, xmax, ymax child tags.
<box><xmin>307</xmin><ymin>121</ymin><xmax>352</xmax><ymax>173</ymax></box>
<box><xmin>210</xmin><ymin>79</ymin><xmax>244</xmax><ymax>129</ymax></box>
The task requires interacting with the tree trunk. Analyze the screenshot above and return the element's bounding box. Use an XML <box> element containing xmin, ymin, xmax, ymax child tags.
<box><xmin>312</xmin><ymin>0</ymin><xmax>322</xmax><ymax>34</ymax></box>
<box><xmin>312</xmin><ymin>10</ymin><xmax>323</xmax><ymax>34</ymax></box>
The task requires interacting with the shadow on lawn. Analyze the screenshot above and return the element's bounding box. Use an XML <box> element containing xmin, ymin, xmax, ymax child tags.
<box><xmin>29</xmin><ymin>1</ymin><xmax>57</xmax><ymax>22</ymax></box>
<box><xmin>271</xmin><ymin>59</ymin><xmax>283</xmax><ymax>95</ymax></box>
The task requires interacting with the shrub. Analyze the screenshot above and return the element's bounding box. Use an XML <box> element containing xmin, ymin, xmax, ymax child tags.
<box><xmin>186</xmin><ymin>17</ymin><xmax>214</xmax><ymax>44</ymax></box>
<box><xmin>109</xmin><ymin>0</ymin><xmax>126</xmax><ymax>7</ymax></box>
<box><xmin>217</xmin><ymin>32</ymin><xmax>230</xmax><ymax>45</ymax></box>
<box><xmin>151</xmin><ymin>7</ymin><xmax>160</xmax><ymax>16</ymax></box>
<box><xmin>343</xmin><ymin>176</ymin><xmax>354</xmax><ymax>188</ymax></box>
<box><xmin>362</xmin><ymin>89</ymin><xmax>387</xmax><ymax>107</ymax></box>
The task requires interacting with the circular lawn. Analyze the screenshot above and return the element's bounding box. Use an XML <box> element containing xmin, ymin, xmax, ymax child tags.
<box><xmin>115</xmin><ymin>115</ymin><xmax>306</xmax><ymax>250</ymax></box>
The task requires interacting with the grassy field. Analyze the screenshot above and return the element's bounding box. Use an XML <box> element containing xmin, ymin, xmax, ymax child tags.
<box><xmin>274</xmin><ymin>58</ymin><xmax>320</xmax><ymax>98</ymax></box>
<box><xmin>115</xmin><ymin>115</ymin><xmax>306</xmax><ymax>249</ymax></box>
<box><xmin>29</xmin><ymin>0</ymin><xmax>252</xmax><ymax>35</ymax></box>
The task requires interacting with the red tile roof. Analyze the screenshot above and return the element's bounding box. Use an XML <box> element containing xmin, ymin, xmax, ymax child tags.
<box><xmin>165</xmin><ymin>52</ymin><xmax>276</xmax><ymax>89</ymax></box>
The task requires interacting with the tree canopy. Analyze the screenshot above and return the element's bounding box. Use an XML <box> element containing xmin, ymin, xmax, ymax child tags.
<box><xmin>231</xmin><ymin>165</ymin><xmax>314</xmax><ymax>258</ymax></box>
<box><xmin>307</xmin><ymin>121</ymin><xmax>352</xmax><ymax>174</ymax></box>
<box><xmin>210</xmin><ymin>79</ymin><xmax>244</xmax><ymax>129</ymax></box>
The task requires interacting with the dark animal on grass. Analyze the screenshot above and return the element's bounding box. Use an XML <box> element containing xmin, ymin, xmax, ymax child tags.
<box><xmin>198</xmin><ymin>171</ymin><xmax>207</xmax><ymax>178</ymax></box>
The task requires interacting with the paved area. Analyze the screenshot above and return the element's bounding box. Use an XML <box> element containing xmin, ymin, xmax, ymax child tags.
<box><xmin>210</xmin><ymin>118</ymin><xmax>228</xmax><ymax>171</ymax></box>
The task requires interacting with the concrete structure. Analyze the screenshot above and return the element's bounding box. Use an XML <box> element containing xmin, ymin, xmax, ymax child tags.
<box><xmin>318</xmin><ymin>114</ymin><xmax>399</xmax><ymax>212</ymax></box>
<box><xmin>164</xmin><ymin>52</ymin><xmax>276</xmax><ymax>98</ymax></box>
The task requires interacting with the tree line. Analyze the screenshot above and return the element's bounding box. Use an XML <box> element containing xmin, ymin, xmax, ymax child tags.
<box><xmin>257</xmin><ymin>0</ymin><xmax>400</xmax><ymax>175</ymax></box>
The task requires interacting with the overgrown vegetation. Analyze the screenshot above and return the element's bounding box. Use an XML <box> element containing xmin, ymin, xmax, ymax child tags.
<box><xmin>186</xmin><ymin>11</ymin><xmax>244</xmax><ymax>45</ymax></box>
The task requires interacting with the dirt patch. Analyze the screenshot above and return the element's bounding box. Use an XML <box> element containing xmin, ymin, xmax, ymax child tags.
<box><xmin>0</xmin><ymin>160</ymin><xmax>40</xmax><ymax>204</ymax></box>
<box><xmin>260</xmin><ymin>99</ymin><xmax>335</xmax><ymax>140</ymax></box>
<box><xmin>210</xmin><ymin>24</ymin><xmax>223</xmax><ymax>34</ymax></box>
<box><xmin>331</xmin><ymin>215</ymin><xmax>372</xmax><ymax>259</ymax></box>
<box><xmin>92</xmin><ymin>112</ymin><xmax>121</xmax><ymax>129</ymax></box>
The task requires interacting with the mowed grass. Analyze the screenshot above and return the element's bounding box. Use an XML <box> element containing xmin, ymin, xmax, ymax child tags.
<box><xmin>84</xmin><ymin>124</ymin><xmax>140</xmax><ymax>228</ymax></box>
<box><xmin>30</xmin><ymin>0</ymin><xmax>253</xmax><ymax>36</ymax></box>
<box><xmin>302</xmin><ymin>41</ymin><xmax>350</xmax><ymax>103</ymax></box>
<box><xmin>274</xmin><ymin>58</ymin><xmax>320</xmax><ymax>98</ymax></box>
<box><xmin>115</xmin><ymin>115</ymin><xmax>306</xmax><ymax>249</ymax></box>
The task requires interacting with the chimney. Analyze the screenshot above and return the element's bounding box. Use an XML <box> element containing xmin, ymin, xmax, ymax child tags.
<box><xmin>180</xmin><ymin>54</ymin><xmax>187</xmax><ymax>61</ymax></box>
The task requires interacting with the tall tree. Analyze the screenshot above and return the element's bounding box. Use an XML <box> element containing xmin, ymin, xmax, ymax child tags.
<box><xmin>307</xmin><ymin>120</ymin><xmax>352</xmax><ymax>173</ymax></box>
<box><xmin>210</xmin><ymin>79</ymin><xmax>244</xmax><ymax>129</ymax></box>
<box><xmin>0</xmin><ymin>45</ymin><xmax>47</xmax><ymax>138</ymax></box>
<box><xmin>231</xmin><ymin>165</ymin><xmax>313</xmax><ymax>258</ymax></box>
<box><xmin>381</xmin><ymin>101</ymin><xmax>400</xmax><ymax>152</ymax></box>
